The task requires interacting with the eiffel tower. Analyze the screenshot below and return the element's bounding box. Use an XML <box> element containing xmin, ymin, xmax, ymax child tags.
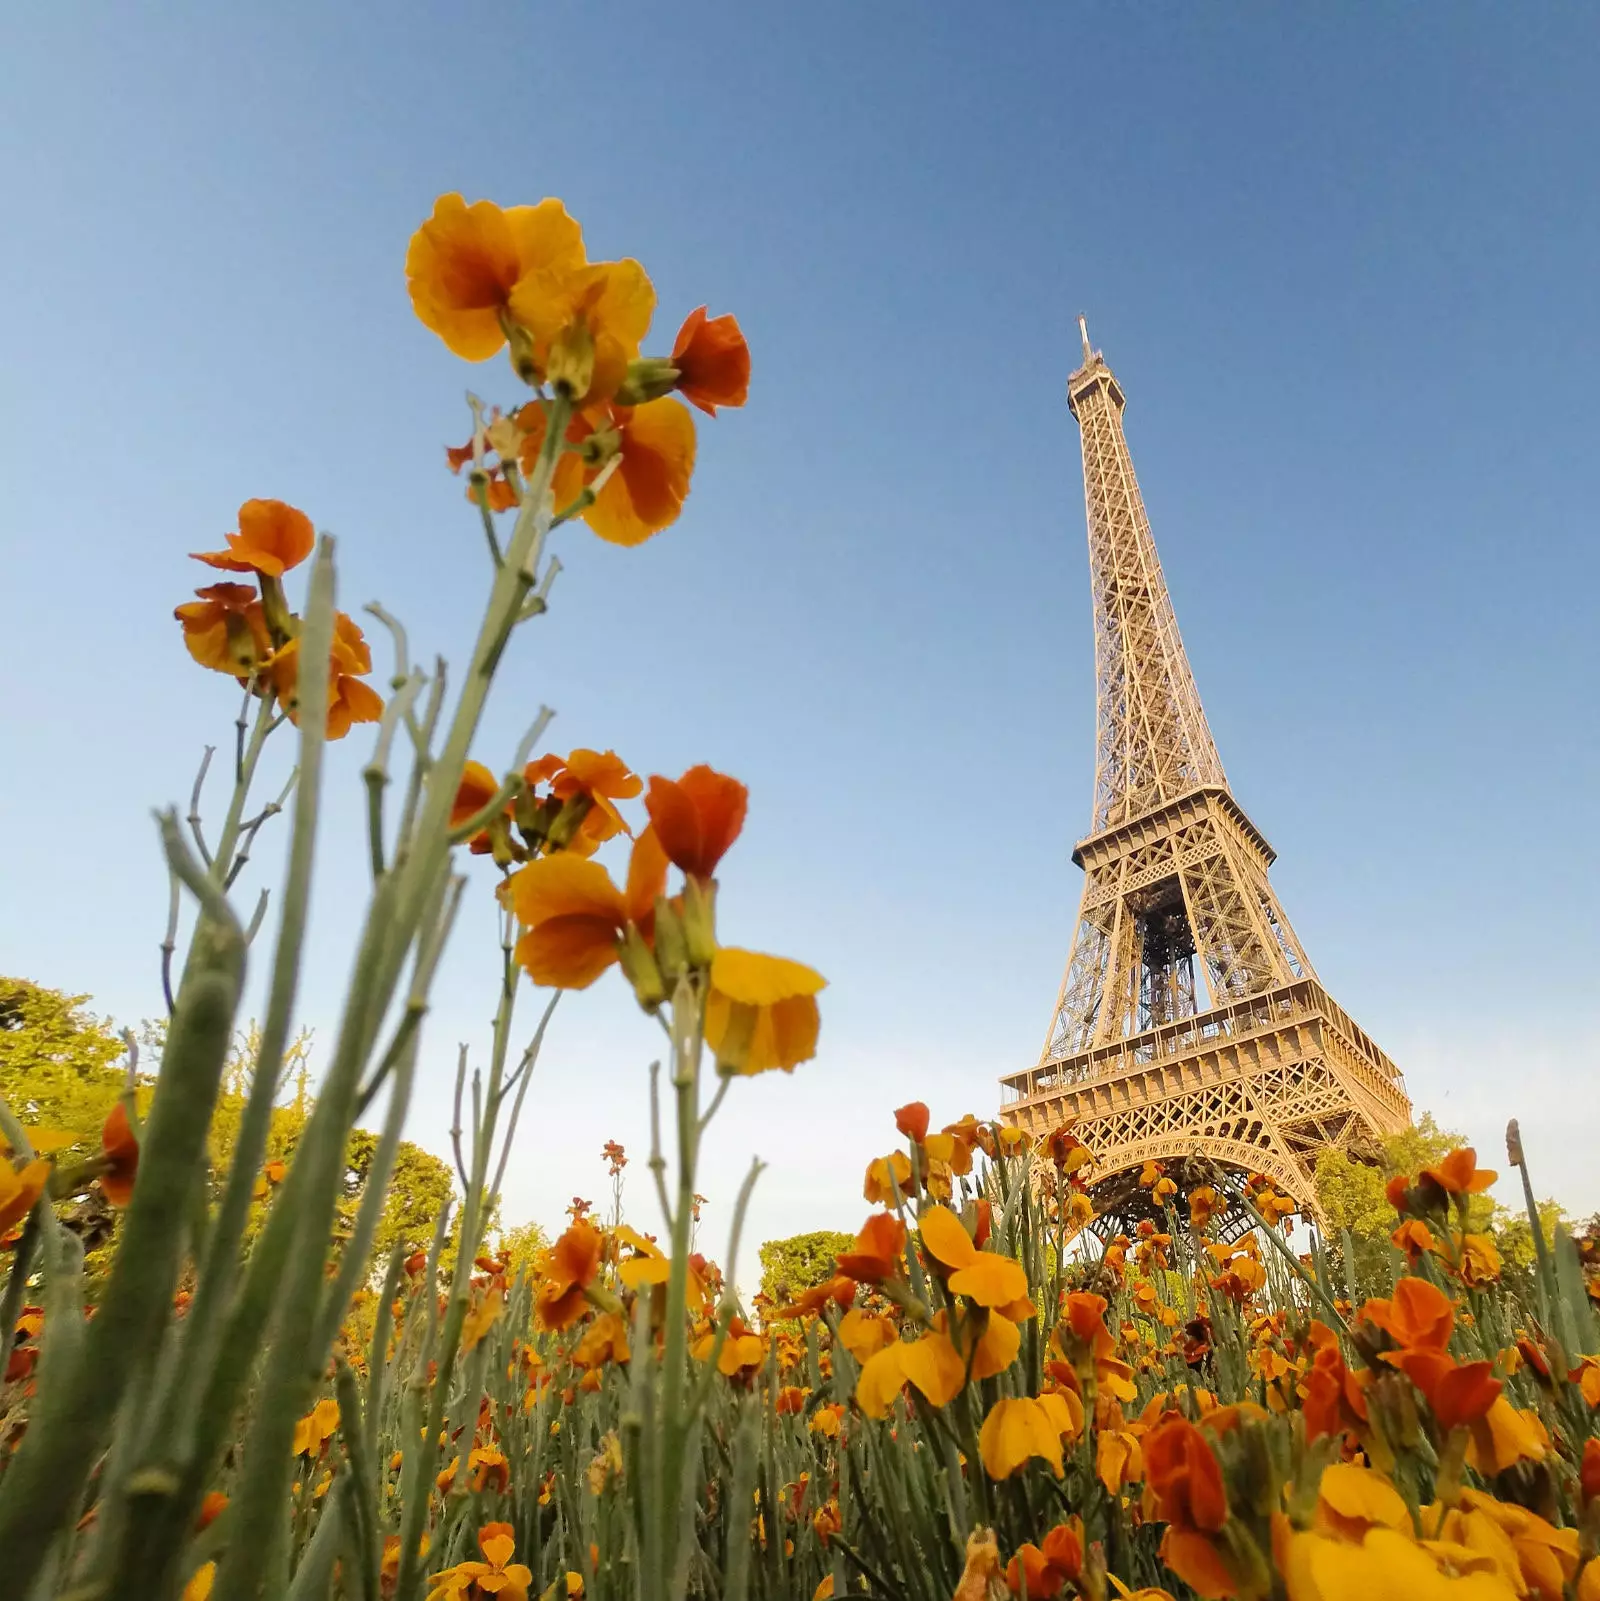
<box><xmin>1000</xmin><ymin>320</ymin><xmax>1411</xmax><ymax>1232</ymax></box>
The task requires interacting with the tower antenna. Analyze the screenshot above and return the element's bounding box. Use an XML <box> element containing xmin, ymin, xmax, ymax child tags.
<box><xmin>1078</xmin><ymin>313</ymin><xmax>1093</xmax><ymax>364</ymax></box>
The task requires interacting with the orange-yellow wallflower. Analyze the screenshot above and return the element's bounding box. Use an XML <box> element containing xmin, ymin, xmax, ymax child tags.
<box><xmin>1005</xmin><ymin>1521</ymin><xmax>1084</xmax><ymax>1600</ymax></box>
<box><xmin>291</xmin><ymin>1398</ymin><xmax>340</xmax><ymax>1458</ymax></box>
<box><xmin>507</xmin><ymin>257</ymin><xmax>656</xmax><ymax>407</ymax></box>
<box><xmin>507</xmin><ymin>830</ymin><xmax>666</xmax><ymax>989</ymax></box>
<box><xmin>98</xmin><ymin>1103</ymin><xmax>139</xmax><ymax>1208</ymax></box>
<box><xmin>538</xmin><ymin>748</ymin><xmax>641</xmax><ymax>845</ymax></box>
<box><xmin>644</xmin><ymin>765</ymin><xmax>747</xmax><ymax>881</ymax></box>
<box><xmin>979</xmin><ymin>1396</ymin><xmax>1066</xmax><ymax>1478</ymax></box>
<box><xmin>0</xmin><ymin>1157</ymin><xmax>51</xmax><ymax>1237</ymax></box>
<box><xmin>265</xmin><ymin>613</ymin><xmax>384</xmax><ymax>740</ymax></box>
<box><xmin>406</xmin><ymin>194</ymin><xmax>584</xmax><ymax>363</ymax></box>
<box><xmin>468</xmin><ymin>1444</ymin><xmax>510</xmax><ymax>1494</ymax></box>
<box><xmin>175</xmin><ymin>583</ymin><xmax>271</xmax><ymax>676</ymax></box>
<box><xmin>1458</xmin><ymin>1233</ymin><xmax>1502</xmax><ymax>1287</ymax></box>
<box><xmin>191</xmin><ymin>498</ymin><xmax>314</xmax><ymax>578</ymax></box>
<box><xmin>534</xmin><ymin>1220</ymin><xmax>604</xmax><ymax>1332</ymax></box>
<box><xmin>895</xmin><ymin>1101</ymin><xmax>931</xmax><ymax>1143</ymax></box>
<box><xmin>837</xmin><ymin>1309</ymin><xmax>897</xmax><ymax>1361</ymax></box>
<box><xmin>919</xmin><ymin>1204</ymin><xmax>1028</xmax><ymax>1308</ymax></box>
<box><xmin>862</xmin><ymin>1151</ymin><xmax>912</xmax><ymax>1206</ymax></box>
<box><xmin>704</xmin><ymin>947</ymin><xmax>825</xmax><ymax>1075</ymax></box>
<box><xmin>576</xmin><ymin>393</ymin><xmax>701</xmax><ymax>544</ymax></box>
<box><xmin>424</xmin><ymin>1521</ymin><xmax>533</xmax><ymax>1601</ymax></box>
<box><xmin>1189</xmin><ymin>1187</ymin><xmax>1222</xmax><ymax>1230</ymax></box>
<box><xmin>1359</xmin><ymin>1276</ymin><xmax>1455</xmax><ymax>1352</ymax></box>
<box><xmin>836</xmin><ymin>1212</ymin><xmax>906</xmax><ymax>1282</ymax></box>
<box><xmin>1420</xmin><ymin>1147</ymin><xmax>1498</xmax><ymax>1199</ymax></box>
<box><xmin>670</xmin><ymin>306</ymin><xmax>751</xmax><ymax>415</ymax></box>
<box><xmin>1144</xmin><ymin>1415</ymin><xmax>1233</xmax><ymax>1599</ymax></box>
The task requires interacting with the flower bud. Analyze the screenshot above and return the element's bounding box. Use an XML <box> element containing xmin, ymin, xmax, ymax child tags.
<box><xmin>546</xmin><ymin>794</ymin><xmax>594</xmax><ymax>850</ymax></box>
<box><xmin>505</xmin><ymin>321</ymin><xmax>540</xmax><ymax>387</ymax></box>
<box><xmin>681</xmin><ymin>877</ymin><xmax>717</xmax><ymax>968</ymax></box>
<box><xmin>545</xmin><ymin>320</ymin><xmax>595</xmax><ymax>400</ymax></box>
<box><xmin>612</xmin><ymin>356</ymin><xmax>681</xmax><ymax>407</ymax></box>
<box><xmin>257</xmin><ymin>573</ymin><xmax>297</xmax><ymax>648</ymax></box>
<box><xmin>617</xmin><ymin>925</ymin><xmax>664</xmax><ymax>1011</ymax></box>
<box><xmin>652</xmin><ymin>897</ymin><xmax>689</xmax><ymax>985</ymax></box>
<box><xmin>1506</xmin><ymin>1119</ymin><xmax>1525</xmax><ymax>1166</ymax></box>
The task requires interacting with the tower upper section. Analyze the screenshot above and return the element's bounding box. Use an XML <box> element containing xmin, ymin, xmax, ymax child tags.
<box><xmin>1071</xmin><ymin>321</ymin><xmax>1227</xmax><ymax>832</ymax></box>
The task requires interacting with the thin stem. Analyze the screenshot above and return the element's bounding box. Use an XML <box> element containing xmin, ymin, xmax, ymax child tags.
<box><xmin>160</xmin><ymin>867</ymin><xmax>181</xmax><ymax>1016</ymax></box>
<box><xmin>187</xmin><ymin>745</ymin><xmax>215</xmax><ymax>867</ymax></box>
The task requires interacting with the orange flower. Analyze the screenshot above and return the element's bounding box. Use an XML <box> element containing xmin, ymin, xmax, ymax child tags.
<box><xmin>99</xmin><ymin>1103</ymin><xmax>139</xmax><ymax>1208</ymax></box>
<box><xmin>862</xmin><ymin>1150</ymin><xmax>912</xmax><ymax>1205</ymax></box>
<box><xmin>467</xmin><ymin>1444</ymin><xmax>510</xmax><ymax>1494</ymax></box>
<box><xmin>670</xmin><ymin>306</ymin><xmax>750</xmax><ymax>415</ymax></box>
<box><xmin>1005</xmin><ymin>1521</ymin><xmax>1083</xmax><ymax>1599</ymax></box>
<box><xmin>895</xmin><ymin>1102</ymin><xmax>931</xmax><ymax>1143</ymax></box>
<box><xmin>644</xmin><ymin>766</ymin><xmax>748</xmax><ymax>881</ymax></box>
<box><xmin>265</xmin><ymin>613</ymin><xmax>384</xmax><ymax>741</ymax></box>
<box><xmin>1390</xmin><ymin>1219</ymin><xmax>1438</xmax><ymax>1262</ymax></box>
<box><xmin>426</xmin><ymin>1522</ymin><xmax>534</xmax><ymax>1601</ymax></box>
<box><xmin>776</xmin><ymin>1275</ymin><xmax>856</xmax><ymax>1320</ymax></box>
<box><xmin>1144</xmin><ymin>1416</ymin><xmax>1234</xmax><ymax>1598</ymax></box>
<box><xmin>191</xmin><ymin>498</ymin><xmax>314</xmax><ymax>578</ymax></box>
<box><xmin>918</xmin><ymin>1204</ymin><xmax>1028</xmax><ymax>1308</ymax></box>
<box><xmin>0</xmin><ymin>1157</ymin><xmax>51</xmax><ymax>1237</ymax></box>
<box><xmin>1189</xmin><ymin>1187</ymin><xmax>1221</xmax><ymax>1230</ymax></box>
<box><xmin>507</xmin><ymin>830</ymin><xmax>666</xmax><ymax>989</ymax></box>
<box><xmin>507</xmin><ymin>257</ymin><xmax>656</xmax><ymax>407</ymax></box>
<box><xmin>1359</xmin><ymin>1277</ymin><xmax>1455</xmax><ymax>1352</ymax></box>
<box><xmin>451</xmin><ymin>761</ymin><xmax>502</xmax><ymax>849</ymax></box>
<box><xmin>175</xmin><ymin>583</ymin><xmax>271</xmax><ymax>676</ymax></box>
<box><xmin>291</xmin><ymin>1398</ymin><xmax>340</xmax><ymax>1458</ymax></box>
<box><xmin>836</xmin><ymin>1213</ymin><xmax>907</xmax><ymax>1283</ymax></box>
<box><xmin>541</xmin><ymin>748</ymin><xmax>642</xmax><ymax>845</ymax></box>
<box><xmin>406</xmin><ymin>194</ymin><xmax>584</xmax><ymax>362</ymax></box>
<box><xmin>1419</xmin><ymin>1147</ymin><xmax>1497</xmax><ymax>1198</ymax></box>
<box><xmin>704</xmin><ymin>947</ymin><xmax>826</xmax><ymax>1075</ymax></box>
<box><xmin>581</xmin><ymin>399</ymin><xmax>697</xmax><ymax>547</ymax></box>
<box><xmin>534</xmin><ymin>1221</ymin><xmax>603</xmax><ymax>1331</ymax></box>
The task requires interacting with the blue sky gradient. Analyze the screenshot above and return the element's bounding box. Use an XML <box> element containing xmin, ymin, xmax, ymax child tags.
<box><xmin>3</xmin><ymin>5</ymin><xmax>1597</xmax><ymax>1272</ymax></box>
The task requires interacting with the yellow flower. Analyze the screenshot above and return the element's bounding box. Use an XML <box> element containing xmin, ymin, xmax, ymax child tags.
<box><xmin>1284</xmin><ymin>1526</ymin><xmax>1516</xmax><ymax>1601</ymax></box>
<box><xmin>507</xmin><ymin>258</ymin><xmax>656</xmax><ymax>407</ymax></box>
<box><xmin>979</xmin><ymin>1396</ymin><xmax>1065</xmax><ymax>1478</ymax></box>
<box><xmin>407</xmin><ymin>194</ymin><xmax>584</xmax><ymax>362</ymax></box>
<box><xmin>704</xmin><ymin>948</ymin><xmax>826</xmax><ymax>1075</ymax></box>
<box><xmin>291</xmin><ymin>1398</ymin><xmax>340</xmax><ymax>1459</ymax></box>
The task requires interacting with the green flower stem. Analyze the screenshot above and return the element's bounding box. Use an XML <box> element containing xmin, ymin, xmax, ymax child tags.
<box><xmin>334</xmin><ymin>1358</ymin><xmax>382</xmax><ymax>1601</ymax></box>
<box><xmin>0</xmin><ymin>815</ymin><xmax>245</xmax><ymax>1594</ymax></box>
<box><xmin>395</xmin><ymin>938</ymin><xmax>528</xmax><ymax>1601</ymax></box>
<box><xmin>210</xmin><ymin>685</ymin><xmax>278</xmax><ymax>885</ymax></box>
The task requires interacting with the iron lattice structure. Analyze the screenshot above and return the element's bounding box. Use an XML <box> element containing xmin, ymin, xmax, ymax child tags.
<box><xmin>1000</xmin><ymin>322</ymin><xmax>1411</xmax><ymax>1232</ymax></box>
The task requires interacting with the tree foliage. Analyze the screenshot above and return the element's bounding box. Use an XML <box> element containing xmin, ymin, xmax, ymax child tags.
<box><xmin>0</xmin><ymin>977</ymin><xmax>129</xmax><ymax>1151</ymax></box>
<box><xmin>758</xmin><ymin>1229</ymin><xmax>853</xmax><ymax>1308</ymax></box>
<box><xmin>3</xmin><ymin>977</ymin><xmax>457</xmax><ymax>1293</ymax></box>
<box><xmin>1315</xmin><ymin>1110</ymin><xmax>1565</xmax><ymax>1300</ymax></box>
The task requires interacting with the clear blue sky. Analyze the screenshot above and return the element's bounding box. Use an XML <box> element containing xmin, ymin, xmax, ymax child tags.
<box><xmin>3</xmin><ymin>6</ymin><xmax>1597</xmax><ymax>1274</ymax></box>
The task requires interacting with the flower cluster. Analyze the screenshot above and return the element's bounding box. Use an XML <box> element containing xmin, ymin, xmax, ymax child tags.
<box><xmin>173</xmin><ymin>497</ymin><xmax>383</xmax><ymax>738</ymax></box>
<box><xmin>410</xmin><ymin>193</ymin><xmax>748</xmax><ymax>547</ymax></box>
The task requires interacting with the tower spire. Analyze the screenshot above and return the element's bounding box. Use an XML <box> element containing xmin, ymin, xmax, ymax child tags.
<box><xmin>1000</xmin><ymin>336</ymin><xmax>1410</xmax><ymax>1234</ymax></box>
<box><xmin>1070</xmin><ymin>336</ymin><xmax>1226</xmax><ymax>831</ymax></box>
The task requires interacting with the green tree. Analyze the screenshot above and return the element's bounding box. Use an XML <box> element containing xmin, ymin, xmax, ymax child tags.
<box><xmin>339</xmin><ymin>1129</ymin><xmax>456</xmax><ymax>1276</ymax></box>
<box><xmin>0</xmin><ymin>977</ymin><xmax>129</xmax><ymax>1150</ymax></box>
<box><xmin>1314</xmin><ymin>1112</ymin><xmax>1558</xmax><ymax>1302</ymax></box>
<box><xmin>758</xmin><ymin>1229</ymin><xmax>853</xmax><ymax>1309</ymax></box>
<box><xmin>493</xmin><ymin>1218</ymin><xmax>553</xmax><ymax>1278</ymax></box>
